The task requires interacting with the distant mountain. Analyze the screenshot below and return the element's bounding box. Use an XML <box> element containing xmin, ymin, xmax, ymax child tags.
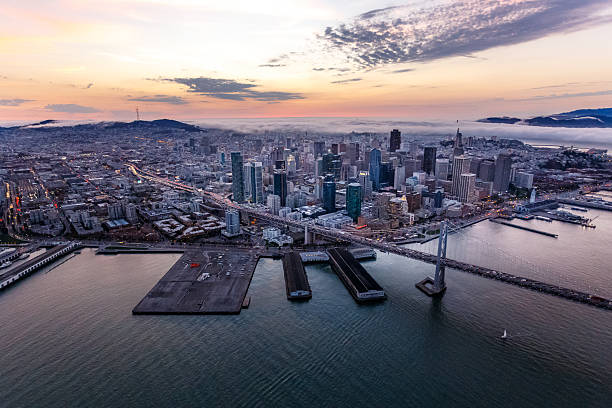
<box><xmin>478</xmin><ymin>108</ymin><xmax>612</xmax><ymax>128</ymax></box>
<box><xmin>477</xmin><ymin>117</ymin><xmax>521</xmax><ymax>124</ymax></box>
<box><xmin>1</xmin><ymin>119</ymin><xmax>204</xmax><ymax>133</ymax></box>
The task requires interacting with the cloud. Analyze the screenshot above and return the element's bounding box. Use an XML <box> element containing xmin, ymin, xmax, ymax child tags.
<box><xmin>530</xmin><ymin>89</ymin><xmax>612</xmax><ymax>100</ymax></box>
<box><xmin>45</xmin><ymin>104</ymin><xmax>100</xmax><ymax>113</ymax></box>
<box><xmin>318</xmin><ymin>0</ymin><xmax>612</xmax><ymax>69</ymax></box>
<box><xmin>331</xmin><ymin>78</ymin><xmax>362</xmax><ymax>84</ymax></box>
<box><xmin>0</xmin><ymin>99</ymin><xmax>33</xmax><ymax>106</ymax></box>
<box><xmin>258</xmin><ymin>64</ymin><xmax>286</xmax><ymax>68</ymax></box>
<box><xmin>392</xmin><ymin>68</ymin><xmax>414</xmax><ymax>74</ymax></box>
<box><xmin>158</xmin><ymin>77</ymin><xmax>304</xmax><ymax>101</ymax></box>
<box><xmin>84</xmin><ymin>83</ymin><xmax>94</xmax><ymax>89</ymax></box>
<box><xmin>127</xmin><ymin>95</ymin><xmax>188</xmax><ymax>105</ymax></box>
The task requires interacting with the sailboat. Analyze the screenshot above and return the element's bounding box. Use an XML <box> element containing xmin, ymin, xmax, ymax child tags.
<box><xmin>501</xmin><ymin>329</ymin><xmax>508</xmax><ymax>339</ymax></box>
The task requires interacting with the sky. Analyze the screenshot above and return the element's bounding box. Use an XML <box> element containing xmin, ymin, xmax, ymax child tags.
<box><xmin>2</xmin><ymin>0</ymin><xmax>612</xmax><ymax>122</ymax></box>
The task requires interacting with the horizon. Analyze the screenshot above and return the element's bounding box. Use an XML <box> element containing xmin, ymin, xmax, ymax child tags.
<box><xmin>2</xmin><ymin>0</ymin><xmax>612</xmax><ymax>121</ymax></box>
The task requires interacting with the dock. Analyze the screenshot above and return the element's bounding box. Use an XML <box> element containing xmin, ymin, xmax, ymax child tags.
<box><xmin>0</xmin><ymin>242</ymin><xmax>81</xmax><ymax>290</ymax></box>
<box><xmin>282</xmin><ymin>252</ymin><xmax>312</xmax><ymax>300</ymax></box>
<box><xmin>132</xmin><ymin>247</ymin><xmax>259</xmax><ymax>314</ymax></box>
<box><xmin>327</xmin><ymin>248</ymin><xmax>386</xmax><ymax>303</ymax></box>
<box><xmin>490</xmin><ymin>218</ymin><xmax>558</xmax><ymax>238</ymax></box>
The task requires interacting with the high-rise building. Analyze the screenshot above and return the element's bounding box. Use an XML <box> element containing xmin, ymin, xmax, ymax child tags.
<box><xmin>423</xmin><ymin>146</ymin><xmax>437</xmax><ymax>176</ymax></box>
<box><xmin>369</xmin><ymin>148</ymin><xmax>382</xmax><ymax>191</ymax></box>
<box><xmin>273</xmin><ymin>170</ymin><xmax>287</xmax><ymax>206</ymax></box>
<box><xmin>313</xmin><ymin>141</ymin><xmax>326</xmax><ymax>158</ymax></box>
<box><xmin>243</xmin><ymin>163</ymin><xmax>252</xmax><ymax>200</ymax></box>
<box><xmin>451</xmin><ymin>155</ymin><xmax>471</xmax><ymax>196</ymax></box>
<box><xmin>454</xmin><ymin>125</ymin><xmax>464</xmax><ymax>156</ymax></box>
<box><xmin>231</xmin><ymin>152</ymin><xmax>244</xmax><ymax>202</ymax></box>
<box><xmin>394</xmin><ymin>165</ymin><xmax>406</xmax><ymax>190</ymax></box>
<box><xmin>458</xmin><ymin>173</ymin><xmax>476</xmax><ymax>203</ymax></box>
<box><xmin>267</xmin><ymin>194</ymin><xmax>281</xmax><ymax>215</ymax></box>
<box><xmin>251</xmin><ymin>162</ymin><xmax>264</xmax><ymax>204</ymax></box>
<box><xmin>323</xmin><ymin>180</ymin><xmax>336</xmax><ymax>213</ymax></box>
<box><xmin>435</xmin><ymin>159</ymin><xmax>449</xmax><ymax>180</ymax></box>
<box><xmin>224</xmin><ymin>209</ymin><xmax>241</xmax><ymax>236</ymax></box>
<box><xmin>493</xmin><ymin>153</ymin><xmax>512</xmax><ymax>193</ymax></box>
<box><xmin>346</xmin><ymin>183</ymin><xmax>362</xmax><ymax>221</ymax></box>
<box><xmin>479</xmin><ymin>160</ymin><xmax>495</xmax><ymax>182</ymax></box>
<box><xmin>390</xmin><ymin>129</ymin><xmax>401</xmax><ymax>152</ymax></box>
<box><xmin>358</xmin><ymin>171</ymin><xmax>372</xmax><ymax>200</ymax></box>
<box><xmin>515</xmin><ymin>172</ymin><xmax>534</xmax><ymax>189</ymax></box>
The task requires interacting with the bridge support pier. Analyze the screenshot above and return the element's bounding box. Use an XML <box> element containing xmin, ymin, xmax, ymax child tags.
<box><xmin>416</xmin><ymin>220</ymin><xmax>448</xmax><ymax>297</ymax></box>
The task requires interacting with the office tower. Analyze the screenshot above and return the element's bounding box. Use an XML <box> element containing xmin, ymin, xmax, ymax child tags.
<box><xmin>470</xmin><ymin>157</ymin><xmax>482</xmax><ymax>175</ymax></box>
<box><xmin>479</xmin><ymin>160</ymin><xmax>495</xmax><ymax>182</ymax></box>
<box><xmin>225</xmin><ymin>209</ymin><xmax>240</xmax><ymax>235</ymax></box>
<box><xmin>322</xmin><ymin>152</ymin><xmax>334</xmax><ymax>174</ymax></box>
<box><xmin>405</xmin><ymin>191</ymin><xmax>421</xmax><ymax>212</ymax></box>
<box><xmin>275</xmin><ymin>160</ymin><xmax>285</xmax><ymax>170</ymax></box>
<box><xmin>435</xmin><ymin>159</ymin><xmax>449</xmax><ymax>180</ymax></box>
<box><xmin>409</xmin><ymin>141</ymin><xmax>418</xmax><ymax>155</ymax></box>
<box><xmin>423</xmin><ymin>146</ymin><xmax>437</xmax><ymax>176</ymax></box>
<box><xmin>251</xmin><ymin>162</ymin><xmax>264</xmax><ymax>204</ymax></box>
<box><xmin>390</xmin><ymin>129</ymin><xmax>401</xmax><ymax>152</ymax></box>
<box><xmin>313</xmin><ymin>141</ymin><xmax>326</xmax><ymax>158</ymax></box>
<box><xmin>287</xmin><ymin>155</ymin><xmax>296</xmax><ymax>176</ymax></box>
<box><xmin>433</xmin><ymin>188</ymin><xmax>444</xmax><ymax>208</ymax></box>
<box><xmin>369</xmin><ymin>148</ymin><xmax>382</xmax><ymax>191</ymax></box>
<box><xmin>380</xmin><ymin>162</ymin><xmax>393</xmax><ymax>188</ymax></box>
<box><xmin>231</xmin><ymin>152</ymin><xmax>244</xmax><ymax>202</ymax></box>
<box><xmin>451</xmin><ymin>155</ymin><xmax>471</xmax><ymax>196</ymax></box>
<box><xmin>271</xmin><ymin>147</ymin><xmax>284</xmax><ymax>163</ymax></box>
<box><xmin>493</xmin><ymin>153</ymin><xmax>512</xmax><ymax>193</ymax></box>
<box><xmin>331</xmin><ymin>143</ymin><xmax>339</xmax><ymax>154</ymax></box>
<box><xmin>331</xmin><ymin>159</ymin><xmax>342</xmax><ymax>180</ymax></box>
<box><xmin>286</xmin><ymin>137</ymin><xmax>292</xmax><ymax>149</ymax></box>
<box><xmin>394</xmin><ymin>165</ymin><xmax>406</xmax><ymax>190</ymax></box>
<box><xmin>273</xmin><ymin>170</ymin><xmax>288</xmax><ymax>206</ymax></box>
<box><xmin>515</xmin><ymin>172</ymin><xmax>534</xmax><ymax>189</ymax></box>
<box><xmin>453</xmin><ymin>126</ymin><xmax>464</xmax><ymax>156</ymax></box>
<box><xmin>219</xmin><ymin>152</ymin><xmax>225</xmax><ymax>165</ymax></box>
<box><xmin>243</xmin><ymin>163</ymin><xmax>252</xmax><ymax>200</ymax></box>
<box><xmin>314</xmin><ymin>176</ymin><xmax>324</xmax><ymax>200</ymax></box>
<box><xmin>323</xmin><ymin>181</ymin><xmax>336</xmax><ymax>213</ymax></box>
<box><xmin>458</xmin><ymin>173</ymin><xmax>476</xmax><ymax>203</ymax></box>
<box><xmin>358</xmin><ymin>171</ymin><xmax>372</xmax><ymax>200</ymax></box>
<box><xmin>315</xmin><ymin>157</ymin><xmax>324</xmax><ymax>177</ymax></box>
<box><xmin>348</xmin><ymin>142</ymin><xmax>360</xmax><ymax>164</ymax></box>
<box><xmin>267</xmin><ymin>194</ymin><xmax>281</xmax><ymax>215</ymax></box>
<box><xmin>346</xmin><ymin>183</ymin><xmax>362</xmax><ymax>221</ymax></box>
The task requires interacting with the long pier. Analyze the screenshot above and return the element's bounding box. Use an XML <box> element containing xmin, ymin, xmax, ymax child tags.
<box><xmin>489</xmin><ymin>218</ymin><xmax>558</xmax><ymax>238</ymax></box>
<box><xmin>282</xmin><ymin>252</ymin><xmax>312</xmax><ymax>300</ymax></box>
<box><xmin>558</xmin><ymin>198</ymin><xmax>612</xmax><ymax>212</ymax></box>
<box><xmin>0</xmin><ymin>242</ymin><xmax>81</xmax><ymax>290</ymax></box>
<box><xmin>327</xmin><ymin>248</ymin><xmax>386</xmax><ymax>303</ymax></box>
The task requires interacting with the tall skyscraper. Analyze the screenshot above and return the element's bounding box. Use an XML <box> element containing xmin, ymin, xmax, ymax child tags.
<box><xmin>479</xmin><ymin>160</ymin><xmax>495</xmax><ymax>182</ymax></box>
<box><xmin>251</xmin><ymin>162</ymin><xmax>264</xmax><ymax>204</ymax></box>
<box><xmin>323</xmin><ymin>180</ymin><xmax>336</xmax><ymax>213</ymax></box>
<box><xmin>394</xmin><ymin>165</ymin><xmax>406</xmax><ymax>190</ymax></box>
<box><xmin>435</xmin><ymin>159</ymin><xmax>449</xmax><ymax>180</ymax></box>
<box><xmin>231</xmin><ymin>152</ymin><xmax>244</xmax><ymax>202</ymax></box>
<box><xmin>273</xmin><ymin>170</ymin><xmax>287</xmax><ymax>207</ymax></box>
<box><xmin>458</xmin><ymin>173</ymin><xmax>476</xmax><ymax>203</ymax></box>
<box><xmin>267</xmin><ymin>194</ymin><xmax>281</xmax><ymax>215</ymax></box>
<box><xmin>493</xmin><ymin>153</ymin><xmax>512</xmax><ymax>193</ymax></box>
<box><xmin>369</xmin><ymin>148</ymin><xmax>382</xmax><ymax>191</ymax></box>
<box><xmin>225</xmin><ymin>209</ymin><xmax>241</xmax><ymax>236</ymax></box>
<box><xmin>451</xmin><ymin>155</ymin><xmax>471</xmax><ymax>196</ymax></box>
<box><xmin>358</xmin><ymin>171</ymin><xmax>372</xmax><ymax>200</ymax></box>
<box><xmin>453</xmin><ymin>125</ymin><xmax>464</xmax><ymax>156</ymax></box>
<box><xmin>423</xmin><ymin>146</ymin><xmax>437</xmax><ymax>176</ymax></box>
<box><xmin>313</xmin><ymin>141</ymin><xmax>326</xmax><ymax>158</ymax></box>
<box><xmin>390</xmin><ymin>129</ymin><xmax>401</xmax><ymax>152</ymax></box>
<box><xmin>346</xmin><ymin>183</ymin><xmax>362</xmax><ymax>221</ymax></box>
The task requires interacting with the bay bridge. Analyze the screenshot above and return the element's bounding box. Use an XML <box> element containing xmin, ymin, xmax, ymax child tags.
<box><xmin>127</xmin><ymin>164</ymin><xmax>612</xmax><ymax>310</ymax></box>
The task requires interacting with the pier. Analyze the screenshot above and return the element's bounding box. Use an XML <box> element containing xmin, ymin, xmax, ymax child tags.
<box><xmin>132</xmin><ymin>247</ymin><xmax>259</xmax><ymax>314</ymax></box>
<box><xmin>282</xmin><ymin>252</ymin><xmax>312</xmax><ymax>300</ymax></box>
<box><xmin>0</xmin><ymin>242</ymin><xmax>81</xmax><ymax>290</ymax></box>
<box><xmin>327</xmin><ymin>248</ymin><xmax>386</xmax><ymax>303</ymax></box>
<box><xmin>490</xmin><ymin>218</ymin><xmax>558</xmax><ymax>238</ymax></box>
<box><xmin>558</xmin><ymin>198</ymin><xmax>612</xmax><ymax>212</ymax></box>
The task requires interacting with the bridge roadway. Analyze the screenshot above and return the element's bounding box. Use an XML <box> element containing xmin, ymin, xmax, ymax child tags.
<box><xmin>128</xmin><ymin>164</ymin><xmax>612</xmax><ymax>310</ymax></box>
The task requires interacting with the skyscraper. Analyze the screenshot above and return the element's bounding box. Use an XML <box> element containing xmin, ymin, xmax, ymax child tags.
<box><xmin>369</xmin><ymin>148</ymin><xmax>382</xmax><ymax>191</ymax></box>
<box><xmin>435</xmin><ymin>159</ymin><xmax>449</xmax><ymax>180</ymax></box>
<box><xmin>451</xmin><ymin>155</ymin><xmax>471</xmax><ymax>196</ymax></box>
<box><xmin>273</xmin><ymin>170</ymin><xmax>287</xmax><ymax>206</ymax></box>
<box><xmin>423</xmin><ymin>146</ymin><xmax>437</xmax><ymax>176</ymax></box>
<box><xmin>313</xmin><ymin>141</ymin><xmax>326</xmax><ymax>158</ymax></box>
<box><xmin>323</xmin><ymin>180</ymin><xmax>336</xmax><ymax>213</ymax></box>
<box><xmin>224</xmin><ymin>209</ymin><xmax>240</xmax><ymax>236</ymax></box>
<box><xmin>358</xmin><ymin>171</ymin><xmax>372</xmax><ymax>200</ymax></box>
<box><xmin>251</xmin><ymin>162</ymin><xmax>264</xmax><ymax>204</ymax></box>
<box><xmin>493</xmin><ymin>153</ymin><xmax>512</xmax><ymax>193</ymax></box>
<box><xmin>267</xmin><ymin>194</ymin><xmax>281</xmax><ymax>215</ymax></box>
<box><xmin>346</xmin><ymin>183</ymin><xmax>362</xmax><ymax>221</ymax></box>
<box><xmin>394</xmin><ymin>165</ymin><xmax>406</xmax><ymax>190</ymax></box>
<box><xmin>453</xmin><ymin>125</ymin><xmax>464</xmax><ymax>156</ymax></box>
<box><xmin>457</xmin><ymin>173</ymin><xmax>476</xmax><ymax>203</ymax></box>
<box><xmin>390</xmin><ymin>129</ymin><xmax>401</xmax><ymax>152</ymax></box>
<box><xmin>231</xmin><ymin>152</ymin><xmax>244</xmax><ymax>202</ymax></box>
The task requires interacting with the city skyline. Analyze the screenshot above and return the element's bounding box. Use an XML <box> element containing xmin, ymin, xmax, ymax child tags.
<box><xmin>2</xmin><ymin>0</ymin><xmax>612</xmax><ymax>121</ymax></box>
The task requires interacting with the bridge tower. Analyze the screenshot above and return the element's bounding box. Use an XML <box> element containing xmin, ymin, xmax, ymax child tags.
<box><xmin>415</xmin><ymin>220</ymin><xmax>448</xmax><ymax>296</ymax></box>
